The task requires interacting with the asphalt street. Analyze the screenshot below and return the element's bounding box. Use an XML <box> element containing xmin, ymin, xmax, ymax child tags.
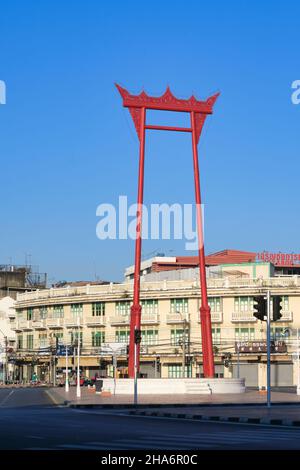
<box><xmin>1</xmin><ymin>388</ymin><xmax>300</xmax><ymax>450</ymax></box>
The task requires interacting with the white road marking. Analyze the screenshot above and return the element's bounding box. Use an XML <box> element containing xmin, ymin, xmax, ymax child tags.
<box><xmin>116</xmin><ymin>411</ymin><xmax>300</xmax><ymax>430</ymax></box>
<box><xmin>55</xmin><ymin>428</ymin><xmax>300</xmax><ymax>450</ymax></box>
<box><xmin>0</xmin><ymin>390</ymin><xmax>14</xmax><ymax>407</ymax></box>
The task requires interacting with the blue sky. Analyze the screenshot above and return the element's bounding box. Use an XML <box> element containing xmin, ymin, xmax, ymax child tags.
<box><xmin>0</xmin><ymin>1</ymin><xmax>300</xmax><ymax>283</ymax></box>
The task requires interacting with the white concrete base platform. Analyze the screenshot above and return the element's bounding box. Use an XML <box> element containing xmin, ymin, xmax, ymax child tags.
<box><xmin>101</xmin><ymin>378</ymin><xmax>245</xmax><ymax>395</ymax></box>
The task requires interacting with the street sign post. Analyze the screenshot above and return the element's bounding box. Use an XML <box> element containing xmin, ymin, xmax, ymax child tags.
<box><xmin>100</xmin><ymin>343</ymin><xmax>128</xmax><ymax>395</ymax></box>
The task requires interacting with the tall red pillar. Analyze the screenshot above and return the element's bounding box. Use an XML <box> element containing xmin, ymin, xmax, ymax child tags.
<box><xmin>128</xmin><ymin>107</ymin><xmax>146</xmax><ymax>378</ymax></box>
<box><xmin>191</xmin><ymin>111</ymin><xmax>215</xmax><ymax>378</ymax></box>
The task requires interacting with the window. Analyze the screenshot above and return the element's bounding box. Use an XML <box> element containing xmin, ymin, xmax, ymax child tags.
<box><xmin>234</xmin><ymin>297</ymin><xmax>253</xmax><ymax>312</ymax></box>
<box><xmin>53</xmin><ymin>305</ymin><xmax>64</xmax><ymax>318</ymax></box>
<box><xmin>212</xmin><ymin>328</ymin><xmax>221</xmax><ymax>344</ymax></box>
<box><xmin>27</xmin><ymin>334</ymin><xmax>34</xmax><ymax>349</ymax></box>
<box><xmin>141</xmin><ymin>300</ymin><xmax>158</xmax><ymax>315</ymax></box>
<box><xmin>142</xmin><ymin>329</ymin><xmax>158</xmax><ymax>345</ymax></box>
<box><xmin>168</xmin><ymin>365</ymin><xmax>191</xmax><ymax>378</ymax></box>
<box><xmin>39</xmin><ymin>334</ymin><xmax>48</xmax><ymax>348</ymax></box>
<box><xmin>170</xmin><ymin>299</ymin><xmax>188</xmax><ymax>314</ymax></box>
<box><xmin>115</xmin><ymin>302</ymin><xmax>131</xmax><ymax>316</ymax></box>
<box><xmin>92</xmin><ymin>331</ymin><xmax>105</xmax><ymax>347</ymax></box>
<box><xmin>17</xmin><ymin>335</ymin><xmax>23</xmax><ymax>349</ymax></box>
<box><xmin>209</xmin><ymin>297</ymin><xmax>221</xmax><ymax>312</ymax></box>
<box><xmin>27</xmin><ymin>308</ymin><xmax>33</xmax><ymax>321</ymax></box>
<box><xmin>235</xmin><ymin>327</ymin><xmax>255</xmax><ymax>341</ymax></box>
<box><xmin>171</xmin><ymin>328</ymin><xmax>188</xmax><ymax>346</ymax></box>
<box><xmin>115</xmin><ymin>329</ymin><xmax>130</xmax><ymax>343</ymax></box>
<box><xmin>53</xmin><ymin>331</ymin><xmax>63</xmax><ymax>341</ymax></box>
<box><xmin>70</xmin><ymin>331</ymin><xmax>83</xmax><ymax>347</ymax></box>
<box><xmin>92</xmin><ymin>302</ymin><xmax>105</xmax><ymax>316</ymax></box>
<box><xmin>39</xmin><ymin>307</ymin><xmax>48</xmax><ymax>319</ymax></box>
<box><xmin>71</xmin><ymin>304</ymin><xmax>83</xmax><ymax>319</ymax></box>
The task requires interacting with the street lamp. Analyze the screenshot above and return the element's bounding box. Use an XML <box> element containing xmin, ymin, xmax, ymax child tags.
<box><xmin>76</xmin><ymin>316</ymin><xmax>81</xmax><ymax>398</ymax></box>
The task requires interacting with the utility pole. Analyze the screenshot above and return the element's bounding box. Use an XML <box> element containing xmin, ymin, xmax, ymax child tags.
<box><xmin>297</xmin><ymin>329</ymin><xmax>300</xmax><ymax>395</ymax></box>
<box><xmin>4</xmin><ymin>336</ymin><xmax>7</xmax><ymax>384</ymax></box>
<box><xmin>65</xmin><ymin>342</ymin><xmax>69</xmax><ymax>393</ymax></box>
<box><xmin>182</xmin><ymin>320</ymin><xmax>187</xmax><ymax>378</ymax></box>
<box><xmin>267</xmin><ymin>290</ymin><xmax>271</xmax><ymax>408</ymax></box>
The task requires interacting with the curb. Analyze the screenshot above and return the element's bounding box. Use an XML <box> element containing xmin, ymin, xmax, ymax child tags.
<box><xmin>127</xmin><ymin>409</ymin><xmax>300</xmax><ymax>428</ymax></box>
<box><xmin>67</xmin><ymin>401</ymin><xmax>300</xmax><ymax>410</ymax></box>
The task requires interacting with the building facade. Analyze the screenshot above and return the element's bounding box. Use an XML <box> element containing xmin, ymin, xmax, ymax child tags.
<box><xmin>12</xmin><ymin>260</ymin><xmax>300</xmax><ymax>388</ymax></box>
<box><xmin>0</xmin><ymin>296</ymin><xmax>17</xmax><ymax>381</ymax></box>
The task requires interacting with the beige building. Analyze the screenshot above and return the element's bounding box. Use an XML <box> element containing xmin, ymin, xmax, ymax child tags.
<box><xmin>12</xmin><ymin>261</ymin><xmax>300</xmax><ymax>388</ymax></box>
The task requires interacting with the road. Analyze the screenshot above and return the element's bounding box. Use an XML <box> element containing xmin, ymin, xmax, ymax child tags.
<box><xmin>1</xmin><ymin>388</ymin><xmax>300</xmax><ymax>450</ymax></box>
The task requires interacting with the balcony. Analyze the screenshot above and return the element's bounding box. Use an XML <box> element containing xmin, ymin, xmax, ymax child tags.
<box><xmin>166</xmin><ymin>313</ymin><xmax>189</xmax><ymax>324</ymax></box>
<box><xmin>11</xmin><ymin>321</ymin><xmax>21</xmax><ymax>332</ymax></box>
<box><xmin>47</xmin><ymin>318</ymin><xmax>64</xmax><ymax>328</ymax></box>
<box><xmin>86</xmin><ymin>316</ymin><xmax>106</xmax><ymax>327</ymax></box>
<box><xmin>18</xmin><ymin>319</ymin><xmax>33</xmax><ymax>330</ymax></box>
<box><xmin>276</xmin><ymin>311</ymin><xmax>293</xmax><ymax>322</ymax></box>
<box><xmin>32</xmin><ymin>320</ymin><xmax>47</xmax><ymax>330</ymax></box>
<box><xmin>141</xmin><ymin>313</ymin><xmax>159</xmax><ymax>324</ymax></box>
<box><xmin>198</xmin><ymin>312</ymin><xmax>223</xmax><ymax>323</ymax></box>
<box><xmin>110</xmin><ymin>315</ymin><xmax>130</xmax><ymax>325</ymax></box>
<box><xmin>211</xmin><ymin>311</ymin><xmax>223</xmax><ymax>323</ymax></box>
<box><xmin>231</xmin><ymin>311</ymin><xmax>257</xmax><ymax>322</ymax></box>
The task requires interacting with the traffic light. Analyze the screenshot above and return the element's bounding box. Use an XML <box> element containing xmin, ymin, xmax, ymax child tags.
<box><xmin>273</xmin><ymin>296</ymin><xmax>283</xmax><ymax>321</ymax></box>
<box><xmin>253</xmin><ymin>296</ymin><xmax>266</xmax><ymax>321</ymax></box>
<box><xmin>126</xmin><ymin>345</ymin><xmax>129</xmax><ymax>355</ymax></box>
<box><xmin>223</xmin><ymin>353</ymin><xmax>232</xmax><ymax>368</ymax></box>
<box><xmin>134</xmin><ymin>329</ymin><xmax>142</xmax><ymax>344</ymax></box>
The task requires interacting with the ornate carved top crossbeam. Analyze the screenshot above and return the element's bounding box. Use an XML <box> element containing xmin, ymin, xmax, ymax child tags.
<box><xmin>116</xmin><ymin>84</ymin><xmax>219</xmax><ymax>114</ymax></box>
<box><xmin>116</xmin><ymin>84</ymin><xmax>219</xmax><ymax>143</ymax></box>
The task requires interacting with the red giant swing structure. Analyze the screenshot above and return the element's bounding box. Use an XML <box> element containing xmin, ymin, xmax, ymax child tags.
<box><xmin>116</xmin><ymin>84</ymin><xmax>219</xmax><ymax>379</ymax></box>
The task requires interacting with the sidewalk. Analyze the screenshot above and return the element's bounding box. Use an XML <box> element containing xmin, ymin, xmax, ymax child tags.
<box><xmin>46</xmin><ymin>385</ymin><xmax>300</xmax><ymax>406</ymax></box>
<box><xmin>46</xmin><ymin>386</ymin><xmax>300</xmax><ymax>428</ymax></box>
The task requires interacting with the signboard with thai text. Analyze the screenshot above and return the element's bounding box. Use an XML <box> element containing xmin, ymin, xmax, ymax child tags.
<box><xmin>257</xmin><ymin>252</ymin><xmax>300</xmax><ymax>266</ymax></box>
<box><xmin>235</xmin><ymin>341</ymin><xmax>287</xmax><ymax>353</ymax></box>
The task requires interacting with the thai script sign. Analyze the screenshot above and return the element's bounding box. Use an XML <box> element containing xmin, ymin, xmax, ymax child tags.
<box><xmin>257</xmin><ymin>252</ymin><xmax>300</xmax><ymax>266</ymax></box>
<box><xmin>235</xmin><ymin>341</ymin><xmax>287</xmax><ymax>353</ymax></box>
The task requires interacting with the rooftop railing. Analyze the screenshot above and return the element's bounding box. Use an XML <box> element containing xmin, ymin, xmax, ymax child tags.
<box><xmin>16</xmin><ymin>276</ymin><xmax>300</xmax><ymax>303</ymax></box>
